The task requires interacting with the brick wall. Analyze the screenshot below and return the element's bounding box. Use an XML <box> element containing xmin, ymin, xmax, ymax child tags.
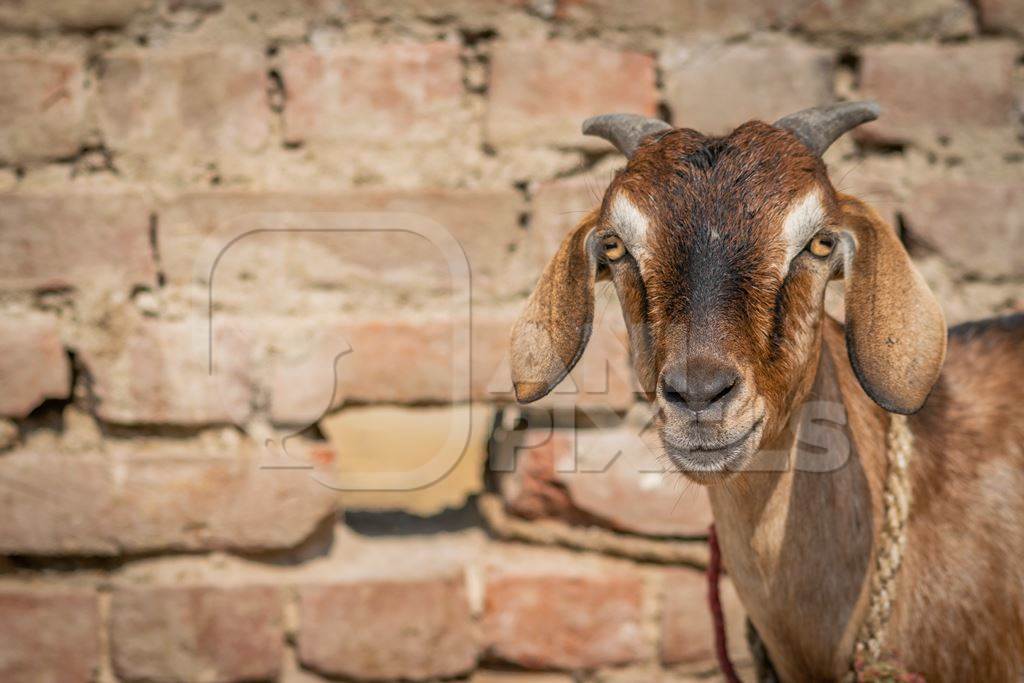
<box><xmin>0</xmin><ymin>1</ymin><xmax>1021</xmax><ymax>681</ymax></box>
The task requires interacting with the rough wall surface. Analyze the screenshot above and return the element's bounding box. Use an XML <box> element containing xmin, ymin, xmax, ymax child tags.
<box><xmin>0</xmin><ymin>1</ymin><xmax>1021</xmax><ymax>681</ymax></box>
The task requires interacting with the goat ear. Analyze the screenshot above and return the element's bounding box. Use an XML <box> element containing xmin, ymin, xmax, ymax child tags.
<box><xmin>838</xmin><ymin>194</ymin><xmax>946</xmax><ymax>414</ymax></box>
<box><xmin>511</xmin><ymin>210</ymin><xmax>603</xmax><ymax>403</ymax></box>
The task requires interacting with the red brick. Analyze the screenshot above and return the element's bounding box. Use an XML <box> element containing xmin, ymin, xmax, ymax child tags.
<box><xmin>157</xmin><ymin>189</ymin><xmax>529</xmax><ymax>310</ymax></box>
<box><xmin>660</xmin><ymin>568</ymin><xmax>748</xmax><ymax>666</ymax></box>
<box><xmin>0</xmin><ymin>587</ymin><xmax>100</xmax><ymax>683</ymax></box>
<box><xmin>0</xmin><ymin>313</ymin><xmax>69</xmax><ymax>417</ymax></box>
<box><xmin>977</xmin><ymin>0</ymin><xmax>1024</xmax><ymax>34</ymax></box>
<box><xmin>111</xmin><ymin>584</ymin><xmax>283</xmax><ymax>682</ymax></box>
<box><xmin>858</xmin><ymin>42</ymin><xmax>1018</xmax><ymax>144</ymax></box>
<box><xmin>556</xmin><ymin>0</ymin><xmax>798</xmax><ymax>37</ymax></box>
<box><xmin>487</xmin><ymin>41</ymin><xmax>658</xmax><ymax>147</ymax></box>
<box><xmin>484</xmin><ymin>573</ymin><xmax>646</xmax><ymax>669</ymax></box>
<box><xmin>661</xmin><ymin>40</ymin><xmax>834</xmax><ymax>134</ymax></box>
<box><xmin>98</xmin><ymin>46</ymin><xmax>270</xmax><ymax>157</ymax></box>
<box><xmin>0</xmin><ymin>0</ymin><xmax>151</xmax><ymax>30</ymax></box>
<box><xmin>268</xmin><ymin>314</ymin><xmax>489</xmax><ymax>416</ymax></box>
<box><xmin>0</xmin><ymin>448</ymin><xmax>336</xmax><ymax>555</ymax></box>
<box><xmin>344</xmin><ymin>0</ymin><xmax>523</xmax><ymax>26</ymax></box>
<box><xmin>0</xmin><ymin>52</ymin><xmax>87</xmax><ymax>162</ymax></box>
<box><xmin>903</xmin><ymin>179</ymin><xmax>1024</xmax><ymax>278</ymax></box>
<box><xmin>473</xmin><ymin>674</ymin><xmax>573</xmax><ymax>683</ymax></box>
<box><xmin>267</xmin><ymin>303</ymin><xmax>636</xmax><ymax>422</ymax></box>
<box><xmin>0</xmin><ymin>454</ymin><xmax>112</xmax><ymax>555</ymax></box>
<box><xmin>78</xmin><ymin>318</ymin><xmax>256</xmax><ymax>425</ymax></box>
<box><xmin>298</xmin><ymin>575</ymin><xmax>478</xmax><ymax>680</ymax></box>
<box><xmin>281</xmin><ymin>42</ymin><xmax>466</xmax><ymax>146</ymax></box>
<box><xmin>112</xmin><ymin>451</ymin><xmax>336</xmax><ymax>553</ymax></box>
<box><xmin>0</xmin><ymin>419</ymin><xmax>16</xmax><ymax>449</ymax></box>
<box><xmin>269</xmin><ymin>314</ymin><xmax>495</xmax><ymax>420</ymax></box>
<box><xmin>500</xmin><ymin>427</ymin><xmax>713</xmax><ymax>537</ymax></box>
<box><xmin>499</xmin><ymin>431</ymin><xmax>579</xmax><ymax>522</ymax></box>
<box><xmin>791</xmin><ymin>0</ymin><xmax>974</xmax><ymax>39</ymax></box>
<box><xmin>0</xmin><ymin>192</ymin><xmax>154</xmax><ymax>291</ymax></box>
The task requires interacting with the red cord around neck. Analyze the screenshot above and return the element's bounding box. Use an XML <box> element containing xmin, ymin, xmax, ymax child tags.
<box><xmin>708</xmin><ymin>524</ymin><xmax>742</xmax><ymax>683</ymax></box>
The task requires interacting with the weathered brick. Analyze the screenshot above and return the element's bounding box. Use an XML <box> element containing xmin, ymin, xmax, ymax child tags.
<box><xmin>113</xmin><ymin>452</ymin><xmax>336</xmax><ymax>553</ymax></box>
<box><xmin>298</xmin><ymin>575</ymin><xmax>478</xmax><ymax>680</ymax></box>
<box><xmin>0</xmin><ymin>419</ymin><xmax>16</xmax><ymax>450</ymax></box>
<box><xmin>499</xmin><ymin>431</ymin><xmax>579</xmax><ymax>522</ymax></box>
<box><xmin>319</xmin><ymin>404</ymin><xmax>494</xmax><ymax>515</ymax></box>
<box><xmin>265</xmin><ymin>319</ymin><xmax>355</xmax><ymax>424</ymax></box>
<box><xmin>791</xmin><ymin>0</ymin><xmax>974</xmax><ymax>39</ymax></box>
<box><xmin>472</xmin><ymin>673</ymin><xmax>574</xmax><ymax>683</ymax></box>
<box><xmin>316</xmin><ymin>530</ymin><xmax>486</xmax><ymax>583</ymax></box>
<box><xmin>903</xmin><ymin>179</ymin><xmax>1023</xmax><ymax>278</ymax></box>
<box><xmin>111</xmin><ymin>584</ymin><xmax>283</xmax><ymax>682</ymax></box>
<box><xmin>0</xmin><ymin>448</ymin><xmax>336</xmax><ymax>555</ymax></box>
<box><xmin>0</xmin><ymin>313</ymin><xmax>70</xmax><ymax>417</ymax></box>
<box><xmin>0</xmin><ymin>587</ymin><xmax>100</xmax><ymax>683</ymax></box>
<box><xmin>858</xmin><ymin>42</ymin><xmax>1018</xmax><ymax>144</ymax></box>
<box><xmin>344</xmin><ymin>0</ymin><xmax>523</xmax><ymax>27</ymax></box>
<box><xmin>484</xmin><ymin>573</ymin><xmax>646</xmax><ymax>669</ymax></box>
<box><xmin>500</xmin><ymin>427</ymin><xmax>713</xmax><ymax>537</ymax></box>
<box><xmin>266</xmin><ymin>304</ymin><xmax>636</xmax><ymax>417</ymax></box>
<box><xmin>916</xmin><ymin>256</ymin><xmax>1024</xmax><ymax>324</ymax></box>
<box><xmin>660</xmin><ymin>568</ymin><xmax>748</xmax><ymax>666</ymax></box>
<box><xmin>281</xmin><ymin>42</ymin><xmax>467</xmax><ymax>146</ymax></box>
<box><xmin>0</xmin><ymin>454</ymin><xmax>111</xmax><ymax>555</ymax></box>
<box><xmin>487</xmin><ymin>41</ymin><xmax>658</xmax><ymax>147</ymax></box>
<box><xmin>0</xmin><ymin>0</ymin><xmax>151</xmax><ymax>30</ymax></box>
<box><xmin>0</xmin><ymin>192</ymin><xmax>154</xmax><ymax>291</ymax></box>
<box><xmin>269</xmin><ymin>314</ymin><xmax>496</xmax><ymax>416</ymax></box>
<box><xmin>977</xmin><ymin>0</ymin><xmax>1024</xmax><ymax>34</ymax></box>
<box><xmin>158</xmin><ymin>189</ymin><xmax>529</xmax><ymax>310</ymax></box>
<box><xmin>661</xmin><ymin>40</ymin><xmax>834</xmax><ymax>134</ymax></box>
<box><xmin>79</xmin><ymin>318</ymin><xmax>256</xmax><ymax>425</ymax></box>
<box><xmin>0</xmin><ymin>52</ymin><xmax>86</xmax><ymax>162</ymax></box>
<box><xmin>556</xmin><ymin>0</ymin><xmax>798</xmax><ymax>37</ymax></box>
<box><xmin>98</xmin><ymin>46</ymin><xmax>270</xmax><ymax>157</ymax></box>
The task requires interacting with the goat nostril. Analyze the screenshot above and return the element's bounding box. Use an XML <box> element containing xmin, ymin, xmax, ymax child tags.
<box><xmin>708</xmin><ymin>377</ymin><xmax>736</xmax><ymax>405</ymax></box>
<box><xmin>661</xmin><ymin>378</ymin><xmax>688</xmax><ymax>407</ymax></box>
<box><xmin>660</xmin><ymin>365</ymin><xmax>740</xmax><ymax>413</ymax></box>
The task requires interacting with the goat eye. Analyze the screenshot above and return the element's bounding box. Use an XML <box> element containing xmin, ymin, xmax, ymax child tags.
<box><xmin>602</xmin><ymin>235</ymin><xmax>626</xmax><ymax>261</ymax></box>
<box><xmin>807</xmin><ymin>234</ymin><xmax>834</xmax><ymax>258</ymax></box>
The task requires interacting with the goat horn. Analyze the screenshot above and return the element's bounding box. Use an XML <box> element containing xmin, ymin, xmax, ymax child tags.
<box><xmin>774</xmin><ymin>101</ymin><xmax>881</xmax><ymax>156</ymax></box>
<box><xmin>582</xmin><ymin>113</ymin><xmax>672</xmax><ymax>158</ymax></box>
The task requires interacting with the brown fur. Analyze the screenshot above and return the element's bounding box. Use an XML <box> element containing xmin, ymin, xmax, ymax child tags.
<box><xmin>713</xmin><ymin>315</ymin><xmax>1024</xmax><ymax>680</ymax></box>
<box><xmin>511</xmin><ymin>119</ymin><xmax>1024</xmax><ymax>680</ymax></box>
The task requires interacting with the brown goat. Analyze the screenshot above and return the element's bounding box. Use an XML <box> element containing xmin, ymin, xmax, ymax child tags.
<box><xmin>510</xmin><ymin>104</ymin><xmax>1024</xmax><ymax>681</ymax></box>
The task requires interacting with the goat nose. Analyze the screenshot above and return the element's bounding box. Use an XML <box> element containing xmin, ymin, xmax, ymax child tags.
<box><xmin>660</xmin><ymin>361</ymin><xmax>740</xmax><ymax>414</ymax></box>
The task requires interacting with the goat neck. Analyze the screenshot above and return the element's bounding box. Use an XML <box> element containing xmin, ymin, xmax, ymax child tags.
<box><xmin>708</xmin><ymin>317</ymin><xmax>889</xmax><ymax>681</ymax></box>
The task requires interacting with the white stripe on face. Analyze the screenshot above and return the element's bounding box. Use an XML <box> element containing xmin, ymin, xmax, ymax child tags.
<box><xmin>610</xmin><ymin>193</ymin><xmax>651</xmax><ymax>261</ymax></box>
<box><xmin>781</xmin><ymin>190</ymin><xmax>825</xmax><ymax>273</ymax></box>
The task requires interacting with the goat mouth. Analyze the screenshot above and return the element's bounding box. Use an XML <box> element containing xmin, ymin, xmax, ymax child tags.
<box><xmin>660</xmin><ymin>416</ymin><xmax>765</xmax><ymax>481</ymax></box>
